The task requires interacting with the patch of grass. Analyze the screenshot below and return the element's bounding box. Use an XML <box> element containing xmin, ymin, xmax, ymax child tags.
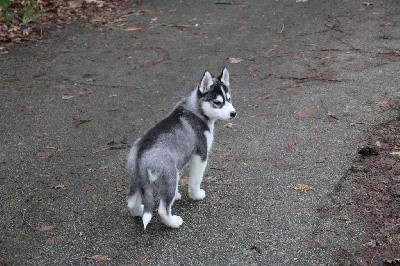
<box><xmin>0</xmin><ymin>0</ymin><xmax>55</xmax><ymax>27</ymax></box>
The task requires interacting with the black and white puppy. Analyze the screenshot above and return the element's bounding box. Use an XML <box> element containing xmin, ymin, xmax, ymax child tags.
<box><xmin>127</xmin><ymin>68</ymin><xmax>236</xmax><ymax>229</ymax></box>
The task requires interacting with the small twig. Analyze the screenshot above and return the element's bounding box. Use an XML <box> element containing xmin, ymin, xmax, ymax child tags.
<box><xmin>93</xmin><ymin>147</ymin><xmax>109</xmax><ymax>154</ymax></box>
<box><xmin>279</xmin><ymin>23</ymin><xmax>285</xmax><ymax>34</ymax></box>
<box><xmin>369</xmin><ymin>249</ymin><xmax>379</xmax><ymax>266</ymax></box>
<box><xmin>276</xmin><ymin>75</ymin><xmax>348</xmax><ymax>83</ymax></box>
<box><xmin>21</xmin><ymin>206</ymin><xmax>33</xmax><ymax>228</ymax></box>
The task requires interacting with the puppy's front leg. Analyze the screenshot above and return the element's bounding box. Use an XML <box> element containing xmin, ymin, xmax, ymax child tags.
<box><xmin>188</xmin><ymin>155</ymin><xmax>207</xmax><ymax>200</ymax></box>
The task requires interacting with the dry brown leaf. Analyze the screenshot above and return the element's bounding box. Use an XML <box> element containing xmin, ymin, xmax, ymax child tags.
<box><xmin>224</xmin><ymin>122</ymin><xmax>233</xmax><ymax>128</ymax></box>
<box><xmin>238</xmin><ymin>22</ymin><xmax>251</xmax><ymax>31</ymax></box>
<box><xmin>74</xmin><ymin>118</ymin><xmax>92</xmax><ymax>128</ymax></box>
<box><xmin>22</xmin><ymin>105</ymin><xmax>40</xmax><ymax>115</ymax></box>
<box><xmin>125</xmin><ymin>23</ymin><xmax>144</xmax><ymax>31</ymax></box>
<box><xmin>375</xmin><ymin>100</ymin><xmax>389</xmax><ymax>108</ymax></box>
<box><xmin>291</xmin><ymin>184</ymin><xmax>314</xmax><ymax>192</ymax></box>
<box><xmin>179</xmin><ymin>176</ymin><xmax>189</xmax><ymax>186</ymax></box>
<box><xmin>205</xmin><ymin>176</ymin><xmax>218</xmax><ymax>183</ymax></box>
<box><xmin>165</xmin><ymin>24</ymin><xmax>192</xmax><ymax>30</ymax></box>
<box><xmin>294</xmin><ymin>108</ymin><xmax>316</xmax><ymax>118</ymax></box>
<box><xmin>84</xmin><ymin>0</ymin><xmax>104</xmax><ymax>7</ymax></box>
<box><xmin>37</xmin><ymin>225</ymin><xmax>55</xmax><ymax>232</ymax></box>
<box><xmin>258</xmin><ymin>93</ymin><xmax>271</xmax><ymax>100</ymax></box>
<box><xmin>228</xmin><ymin>57</ymin><xmax>243</xmax><ymax>64</ymax></box>
<box><xmin>350</xmin><ymin>120</ymin><xmax>365</xmax><ymax>126</ymax></box>
<box><xmin>217</xmin><ymin>155</ymin><xmax>227</xmax><ymax>163</ymax></box>
<box><xmin>327</xmin><ymin>111</ymin><xmax>339</xmax><ymax>120</ymax></box>
<box><xmin>45</xmin><ymin>236</ymin><xmax>58</xmax><ymax>245</ymax></box>
<box><xmin>36</xmin><ymin>147</ymin><xmax>57</xmax><ymax>160</ymax></box>
<box><xmin>52</xmin><ymin>184</ymin><xmax>68</xmax><ymax>190</ymax></box>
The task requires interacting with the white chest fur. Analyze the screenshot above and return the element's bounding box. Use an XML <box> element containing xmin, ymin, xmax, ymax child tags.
<box><xmin>204</xmin><ymin>122</ymin><xmax>214</xmax><ymax>154</ymax></box>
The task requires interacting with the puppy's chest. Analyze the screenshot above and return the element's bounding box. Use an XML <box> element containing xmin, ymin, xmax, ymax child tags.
<box><xmin>203</xmin><ymin>123</ymin><xmax>214</xmax><ymax>153</ymax></box>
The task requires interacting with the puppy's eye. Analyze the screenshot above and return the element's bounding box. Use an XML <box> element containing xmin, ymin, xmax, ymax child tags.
<box><xmin>213</xmin><ymin>100</ymin><xmax>222</xmax><ymax>106</ymax></box>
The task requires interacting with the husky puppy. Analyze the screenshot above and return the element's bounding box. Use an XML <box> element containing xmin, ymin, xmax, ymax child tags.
<box><xmin>127</xmin><ymin>68</ymin><xmax>236</xmax><ymax>229</ymax></box>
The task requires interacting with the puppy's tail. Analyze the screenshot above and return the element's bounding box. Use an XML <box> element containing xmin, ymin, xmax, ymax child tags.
<box><xmin>142</xmin><ymin>186</ymin><xmax>154</xmax><ymax>230</ymax></box>
<box><xmin>127</xmin><ymin>144</ymin><xmax>154</xmax><ymax>230</ymax></box>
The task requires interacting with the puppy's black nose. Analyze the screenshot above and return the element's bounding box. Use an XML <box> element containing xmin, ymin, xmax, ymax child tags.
<box><xmin>230</xmin><ymin>111</ymin><xmax>236</xmax><ymax>118</ymax></box>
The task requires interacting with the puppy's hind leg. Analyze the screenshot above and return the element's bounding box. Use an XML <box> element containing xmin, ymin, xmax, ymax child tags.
<box><xmin>158</xmin><ymin>172</ymin><xmax>183</xmax><ymax>228</ymax></box>
<box><xmin>127</xmin><ymin>186</ymin><xmax>144</xmax><ymax>217</ymax></box>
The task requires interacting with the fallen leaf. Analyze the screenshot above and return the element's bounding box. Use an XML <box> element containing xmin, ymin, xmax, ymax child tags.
<box><xmin>11</xmin><ymin>234</ymin><xmax>25</xmax><ymax>243</ymax></box>
<box><xmin>294</xmin><ymin>108</ymin><xmax>316</xmax><ymax>118</ymax></box>
<box><xmin>350</xmin><ymin>120</ymin><xmax>365</xmax><ymax>126</ymax></box>
<box><xmin>250</xmin><ymin>245</ymin><xmax>262</xmax><ymax>255</ymax></box>
<box><xmin>79</xmin><ymin>88</ymin><xmax>96</xmax><ymax>96</ymax></box>
<box><xmin>362</xmin><ymin>239</ymin><xmax>377</xmax><ymax>247</ymax></box>
<box><xmin>86</xmin><ymin>255</ymin><xmax>112</xmax><ymax>263</ymax></box>
<box><xmin>375</xmin><ymin>100</ymin><xmax>389</xmax><ymax>108</ymax></box>
<box><xmin>45</xmin><ymin>235</ymin><xmax>58</xmax><ymax>245</ymax></box>
<box><xmin>259</xmin><ymin>48</ymin><xmax>275</xmax><ymax>58</ymax></box>
<box><xmin>99</xmin><ymin>165</ymin><xmax>108</xmax><ymax>171</ymax></box>
<box><xmin>37</xmin><ymin>225</ymin><xmax>55</xmax><ymax>232</ymax></box>
<box><xmin>384</xmin><ymin>258</ymin><xmax>400</xmax><ymax>264</ymax></box>
<box><xmin>205</xmin><ymin>176</ymin><xmax>218</xmax><ymax>183</ymax></box>
<box><xmin>52</xmin><ymin>184</ymin><xmax>68</xmax><ymax>190</ymax></box>
<box><xmin>120</xmin><ymin>207</ymin><xmax>129</xmax><ymax>214</ymax></box>
<box><xmin>341</xmin><ymin>216</ymin><xmax>353</xmax><ymax>224</ymax></box>
<box><xmin>36</xmin><ymin>147</ymin><xmax>57</xmax><ymax>160</ymax></box>
<box><xmin>136</xmin><ymin>8</ymin><xmax>163</xmax><ymax>18</ymax></box>
<box><xmin>73</xmin><ymin>118</ymin><xmax>92</xmax><ymax>128</ymax></box>
<box><xmin>257</xmin><ymin>93</ymin><xmax>271</xmax><ymax>100</ymax></box>
<box><xmin>291</xmin><ymin>184</ymin><xmax>314</xmax><ymax>192</ymax></box>
<box><xmin>224</xmin><ymin>122</ymin><xmax>233</xmax><ymax>128</ymax></box>
<box><xmin>228</xmin><ymin>57</ymin><xmax>243</xmax><ymax>64</ymax></box>
<box><xmin>115</xmin><ymin>187</ymin><xmax>124</xmax><ymax>192</ymax></box>
<box><xmin>316</xmin><ymin>156</ymin><xmax>326</xmax><ymax>163</ymax></box>
<box><xmin>81</xmin><ymin>186</ymin><xmax>93</xmax><ymax>193</ymax></box>
<box><xmin>210</xmin><ymin>194</ymin><xmax>221</xmax><ymax>204</ymax></box>
<box><xmin>327</xmin><ymin>111</ymin><xmax>339</xmax><ymax>120</ymax></box>
<box><xmin>238</xmin><ymin>22</ymin><xmax>251</xmax><ymax>31</ymax></box>
<box><xmin>62</xmin><ymin>95</ymin><xmax>74</xmax><ymax>100</ymax></box>
<box><xmin>137</xmin><ymin>253</ymin><xmax>150</xmax><ymax>262</ymax></box>
<box><xmin>362</xmin><ymin>2</ymin><xmax>373</xmax><ymax>6</ymax></box>
<box><xmin>125</xmin><ymin>23</ymin><xmax>144</xmax><ymax>31</ymax></box>
<box><xmin>165</xmin><ymin>24</ymin><xmax>192</xmax><ymax>30</ymax></box>
<box><xmin>138</xmin><ymin>60</ymin><xmax>153</xmax><ymax>67</ymax></box>
<box><xmin>10</xmin><ymin>175</ymin><xmax>19</xmax><ymax>182</ymax></box>
<box><xmin>217</xmin><ymin>155</ymin><xmax>227</xmax><ymax>163</ymax></box>
<box><xmin>179</xmin><ymin>176</ymin><xmax>189</xmax><ymax>186</ymax></box>
<box><xmin>22</xmin><ymin>105</ymin><xmax>40</xmax><ymax>115</ymax></box>
<box><xmin>273</xmin><ymin>162</ymin><xmax>297</xmax><ymax>171</ymax></box>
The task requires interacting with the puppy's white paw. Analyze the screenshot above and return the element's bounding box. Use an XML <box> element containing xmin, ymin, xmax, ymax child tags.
<box><xmin>161</xmin><ymin>214</ymin><xmax>183</xmax><ymax>228</ymax></box>
<box><xmin>168</xmin><ymin>215</ymin><xmax>184</xmax><ymax>228</ymax></box>
<box><xmin>175</xmin><ymin>192</ymin><xmax>182</xmax><ymax>200</ymax></box>
<box><xmin>189</xmin><ymin>189</ymin><xmax>206</xmax><ymax>200</ymax></box>
<box><xmin>128</xmin><ymin>202</ymin><xmax>144</xmax><ymax>217</ymax></box>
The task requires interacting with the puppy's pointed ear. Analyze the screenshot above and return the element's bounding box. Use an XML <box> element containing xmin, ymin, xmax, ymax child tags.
<box><xmin>217</xmin><ymin>67</ymin><xmax>229</xmax><ymax>87</ymax></box>
<box><xmin>198</xmin><ymin>71</ymin><xmax>213</xmax><ymax>94</ymax></box>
